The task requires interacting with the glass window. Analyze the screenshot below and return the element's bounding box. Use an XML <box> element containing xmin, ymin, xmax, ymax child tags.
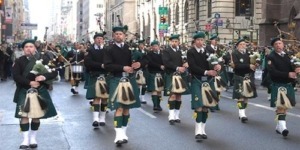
<box><xmin>236</xmin><ymin>0</ymin><xmax>253</xmax><ymax>16</ymax></box>
<box><xmin>195</xmin><ymin>0</ymin><xmax>199</xmax><ymax>20</ymax></box>
<box><xmin>184</xmin><ymin>1</ymin><xmax>188</xmax><ymax>23</ymax></box>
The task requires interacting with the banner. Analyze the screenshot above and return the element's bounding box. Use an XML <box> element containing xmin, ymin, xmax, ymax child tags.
<box><xmin>5</xmin><ymin>7</ymin><xmax>12</xmax><ymax>24</ymax></box>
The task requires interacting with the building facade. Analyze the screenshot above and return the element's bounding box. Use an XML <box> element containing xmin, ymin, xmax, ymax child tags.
<box><xmin>104</xmin><ymin>0</ymin><xmax>137</xmax><ymax>40</ymax></box>
<box><xmin>259</xmin><ymin>0</ymin><xmax>300</xmax><ymax>46</ymax></box>
<box><xmin>135</xmin><ymin>0</ymin><xmax>262</xmax><ymax>45</ymax></box>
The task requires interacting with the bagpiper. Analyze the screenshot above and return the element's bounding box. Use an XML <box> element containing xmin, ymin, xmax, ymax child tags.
<box><xmin>13</xmin><ymin>39</ymin><xmax>58</xmax><ymax>149</ymax></box>
<box><xmin>146</xmin><ymin>40</ymin><xmax>165</xmax><ymax>112</ymax></box>
<box><xmin>206</xmin><ymin>34</ymin><xmax>228</xmax><ymax>111</ymax></box>
<box><xmin>162</xmin><ymin>34</ymin><xmax>189</xmax><ymax>125</ymax></box>
<box><xmin>104</xmin><ymin>26</ymin><xmax>147</xmax><ymax>146</ymax></box>
<box><xmin>132</xmin><ymin>39</ymin><xmax>148</xmax><ymax>104</ymax></box>
<box><xmin>84</xmin><ymin>32</ymin><xmax>109</xmax><ymax>128</ymax></box>
<box><xmin>232</xmin><ymin>38</ymin><xmax>258</xmax><ymax>123</ymax></box>
<box><xmin>187</xmin><ymin>32</ymin><xmax>221</xmax><ymax>140</ymax></box>
<box><xmin>66</xmin><ymin>42</ymin><xmax>85</xmax><ymax>95</ymax></box>
<box><xmin>267</xmin><ymin>37</ymin><xmax>299</xmax><ymax>137</ymax></box>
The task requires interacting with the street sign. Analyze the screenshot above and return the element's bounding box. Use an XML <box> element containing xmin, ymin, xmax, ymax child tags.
<box><xmin>217</xmin><ymin>19</ymin><xmax>223</xmax><ymax>26</ymax></box>
<box><xmin>205</xmin><ymin>23</ymin><xmax>212</xmax><ymax>31</ymax></box>
<box><xmin>214</xmin><ymin>13</ymin><xmax>220</xmax><ymax>19</ymax></box>
<box><xmin>20</xmin><ymin>23</ymin><xmax>38</xmax><ymax>30</ymax></box>
<box><xmin>159</xmin><ymin>23</ymin><xmax>169</xmax><ymax>30</ymax></box>
<box><xmin>159</xmin><ymin>7</ymin><xmax>168</xmax><ymax>15</ymax></box>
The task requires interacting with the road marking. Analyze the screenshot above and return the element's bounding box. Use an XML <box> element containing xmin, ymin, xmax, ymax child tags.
<box><xmin>137</xmin><ymin>108</ymin><xmax>157</xmax><ymax>119</ymax></box>
<box><xmin>221</xmin><ymin>95</ymin><xmax>300</xmax><ymax>119</ymax></box>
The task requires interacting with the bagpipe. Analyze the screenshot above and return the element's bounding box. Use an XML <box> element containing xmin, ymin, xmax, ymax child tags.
<box><xmin>18</xmin><ymin>88</ymin><xmax>48</xmax><ymax>119</ymax></box>
<box><xmin>206</xmin><ymin>53</ymin><xmax>227</xmax><ymax>92</ymax></box>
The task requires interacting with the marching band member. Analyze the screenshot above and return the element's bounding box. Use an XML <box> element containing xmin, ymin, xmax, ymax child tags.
<box><xmin>187</xmin><ymin>32</ymin><xmax>221</xmax><ymax>140</ymax></box>
<box><xmin>206</xmin><ymin>34</ymin><xmax>227</xmax><ymax>111</ymax></box>
<box><xmin>133</xmin><ymin>40</ymin><xmax>148</xmax><ymax>104</ymax></box>
<box><xmin>104</xmin><ymin>26</ymin><xmax>147</xmax><ymax>146</ymax></box>
<box><xmin>84</xmin><ymin>32</ymin><xmax>109</xmax><ymax>128</ymax></box>
<box><xmin>162</xmin><ymin>34</ymin><xmax>189</xmax><ymax>125</ymax></box>
<box><xmin>13</xmin><ymin>39</ymin><xmax>58</xmax><ymax>149</ymax></box>
<box><xmin>268</xmin><ymin>38</ymin><xmax>298</xmax><ymax>137</ymax></box>
<box><xmin>146</xmin><ymin>40</ymin><xmax>164</xmax><ymax>112</ymax></box>
<box><xmin>66</xmin><ymin>43</ymin><xmax>85</xmax><ymax>95</ymax></box>
<box><xmin>232</xmin><ymin>39</ymin><xmax>257</xmax><ymax>123</ymax></box>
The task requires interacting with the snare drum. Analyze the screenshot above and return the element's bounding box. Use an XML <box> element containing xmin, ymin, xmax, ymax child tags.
<box><xmin>72</xmin><ymin>65</ymin><xmax>83</xmax><ymax>73</ymax></box>
<box><xmin>226</xmin><ymin>66</ymin><xmax>234</xmax><ymax>73</ymax></box>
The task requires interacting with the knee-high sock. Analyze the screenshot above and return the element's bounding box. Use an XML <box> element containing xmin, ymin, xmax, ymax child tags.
<box><xmin>202</xmin><ymin>111</ymin><xmax>208</xmax><ymax>123</ymax></box>
<box><xmin>114</xmin><ymin>116</ymin><xmax>123</xmax><ymax>128</ymax></box>
<box><xmin>20</xmin><ymin>123</ymin><xmax>30</xmax><ymax>132</ymax></box>
<box><xmin>168</xmin><ymin>101</ymin><xmax>176</xmax><ymax>110</ymax></box>
<box><xmin>122</xmin><ymin>115</ymin><xmax>130</xmax><ymax>127</ymax></box>
<box><xmin>195</xmin><ymin>111</ymin><xmax>203</xmax><ymax>123</ymax></box>
<box><xmin>31</xmin><ymin>122</ymin><xmax>40</xmax><ymax>131</ymax></box>
<box><xmin>175</xmin><ymin>101</ymin><xmax>182</xmax><ymax>110</ymax></box>
<box><xmin>100</xmin><ymin>103</ymin><xmax>107</xmax><ymax>112</ymax></box>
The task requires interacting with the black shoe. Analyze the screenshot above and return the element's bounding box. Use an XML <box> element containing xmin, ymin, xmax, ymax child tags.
<box><xmin>175</xmin><ymin>119</ymin><xmax>181</xmax><ymax>123</ymax></box>
<box><xmin>122</xmin><ymin>139</ymin><xmax>128</xmax><ymax>143</ymax></box>
<box><xmin>195</xmin><ymin>134</ymin><xmax>202</xmax><ymax>140</ymax></box>
<box><xmin>19</xmin><ymin>145</ymin><xmax>29</xmax><ymax>149</ymax></box>
<box><xmin>169</xmin><ymin>120</ymin><xmax>175</xmax><ymax>125</ymax></box>
<box><xmin>282</xmin><ymin>129</ymin><xmax>289</xmax><ymax>137</ymax></box>
<box><xmin>92</xmin><ymin>121</ymin><xmax>99</xmax><ymax>127</ymax></box>
<box><xmin>99</xmin><ymin>122</ymin><xmax>106</xmax><ymax>126</ymax></box>
<box><xmin>276</xmin><ymin>130</ymin><xmax>280</xmax><ymax>134</ymax></box>
<box><xmin>141</xmin><ymin>101</ymin><xmax>147</xmax><ymax>104</ymax></box>
<box><xmin>157</xmin><ymin>106</ymin><xmax>162</xmax><ymax>111</ymax></box>
<box><xmin>115</xmin><ymin>140</ymin><xmax>123</xmax><ymax>147</ymax></box>
<box><xmin>29</xmin><ymin>144</ymin><xmax>38</xmax><ymax>148</ymax></box>
<box><xmin>201</xmin><ymin>134</ymin><xmax>208</xmax><ymax>139</ymax></box>
<box><xmin>240</xmin><ymin>117</ymin><xmax>248</xmax><ymax>123</ymax></box>
<box><xmin>71</xmin><ymin>89</ymin><xmax>78</xmax><ymax>95</ymax></box>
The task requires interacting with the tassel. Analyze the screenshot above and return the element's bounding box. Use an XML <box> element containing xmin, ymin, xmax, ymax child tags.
<box><xmin>175</xmin><ymin>77</ymin><xmax>180</xmax><ymax>89</ymax></box>
<box><xmin>127</xmin><ymin>86</ymin><xmax>135</xmax><ymax>101</ymax></box>
<box><xmin>121</xmin><ymin>85</ymin><xmax>128</xmax><ymax>101</ymax></box>
<box><xmin>246</xmin><ymin>81</ymin><xmax>253</xmax><ymax>93</ymax></box>
<box><xmin>37</xmin><ymin>95</ymin><xmax>47</xmax><ymax>110</ymax></box>
<box><xmin>179</xmin><ymin>78</ymin><xmax>186</xmax><ymax>89</ymax></box>
<box><xmin>99</xmin><ymin>82</ymin><xmax>106</xmax><ymax>94</ymax></box>
<box><xmin>136</xmin><ymin>73</ymin><xmax>140</xmax><ymax>80</ymax></box>
<box><xmin>104</xmin><ymin>83</ymin><xmax>109</xmax><ymax>93</ymax></box>
<box><xmin>216</xmin><ymin>78</ymin><xmax>221</xmax><ymax>88</ymax></box>
<box><xmin>205</xmin><ymin>90</ymin><xmax>213</xmax><ymax>104</ymax></box>
<box><xmin>220</xmin><ymin>78</ymin><xmax>227</xmax><ymax>87</ymax></box>
<box><xmin>159</xmin><ymin>78</ymin><xmax>164</xmax><ymax>87</ymax></box>
<box><xmin>209</xmin><ymin>90</ymin><xmax>219</xmax><ymax>102</ymax></box>
<box><xmin>156</xmin><ymin>78</ymin><xmax>160</xmax><ymax>88</ymax></box>
<box><xmin>24</xmin><ymin>97</ymin><xmax>30</xmax><ymax>113</ymax></box>
<box><xmin>280</xmin><ymin>93</ymin><xmax>285</xmax><ymax>105</ymax></box>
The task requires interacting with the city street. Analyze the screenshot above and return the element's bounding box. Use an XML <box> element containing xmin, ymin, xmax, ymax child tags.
<box><xmin>1</xmin><ymin>79</ymin><xmax>300</xmax><ymax>150</ymax></box>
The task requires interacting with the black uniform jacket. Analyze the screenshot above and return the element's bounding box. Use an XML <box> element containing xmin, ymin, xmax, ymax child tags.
<box><xmin>267</xmin><ymin>50</ymin><xmax>294</xmax><ymax>84</ymax></box>
<box><xmin>104</xmin><ymin>43</ymin><xmax>147</xmax><ymax>76</ymax></box>
<box><xmin>187</xmin><ymin>47</ymin><xmax>209</xmax><ymax>77</ymax></box>
<box><xmin>146</xmin><ymin>51</ymin><xmax>164</xmax><ymax>73</ymax></box>
<box><xmin>84</xmin><ymin>44</ymin><xmax>106</xmax><ymax>73</ymax></box>
<box><xmin>162</xmin><ymin>46</ymin><xmax>183</xmax><ymax>73</ymax></box>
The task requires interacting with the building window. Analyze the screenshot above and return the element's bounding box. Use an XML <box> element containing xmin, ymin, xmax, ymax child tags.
<box><xmin>175</xmin><ymin>4</ymin><xmax>179</xmax><ymax>25</ymax></box>
<box><xmin>236</xmin><ymin>0</ymin><xmax>253</xmax><ymax>16</ymax></box>
<box><xmin>207</xmin><ymin>0</ymin><xmax>212</xmax><ymax>18</ymax></box>
<box><xmin>97</xmin><ymin>4</ymin><xmax>103</xmax><ymax>8</ymax></box>
<box><xmin>195</xmin><ymin>0</ymin><xmax>199</xmax><ymax>20</ymax></box>
<box><xmin>184</xmin><ymin>1</ymin><xmax>188</xmax><ymax>23</ymax></box>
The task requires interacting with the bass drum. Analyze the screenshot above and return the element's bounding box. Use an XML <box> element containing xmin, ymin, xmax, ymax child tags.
<box><xmin>72</xmin><ymin>65</ymin><xmax>83</xmax><ymax>73</ymax></box>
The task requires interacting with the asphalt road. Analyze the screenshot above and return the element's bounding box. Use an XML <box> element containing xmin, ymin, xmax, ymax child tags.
<box><xmin>1</xmin><ymin>79</ymin><xmax>300</xmax><ymax>150</ymax></box>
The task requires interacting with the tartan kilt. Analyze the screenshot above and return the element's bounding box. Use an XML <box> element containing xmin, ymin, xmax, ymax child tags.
<box><xmin>191</xmin><ymin>77</ymin><xmax>215</xmax><ymax>110</ymax></box>
<box><xmin>163</xmin><ymin>72</ymin><xmax>191</xmax><ymax>96</ymax></box>
<box><xmin>270</xmin><ymin>83</ymin><xmax>295</xmax><ymax>108</ymax></box>
<box><xmin>232</xmin><ymin>74</ymin><xmax>257</xmax><ymax>99</ymax></box>
<box><xmin>84</xmin><ymin>72</ymin><xmax>90</xmax><ymax>89</ymax></box>
<box><xmin>14</xmin><ymin>86</ymin><xmax>57</xmax><ymax>119</ymax></box>
<box><xmin>85</xmin><ymin>72</ymin><xmax>111</xmax><ymax>100</ymax></box>
<box><xmin>147</xmin><ymin>72</ymin><xmax>157</xmax><ymax>92</ymax></box>
<box><xmin>108</xmin><ymin>76</ymin><xmax>141</xmax><ymax>111</ymax></box>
